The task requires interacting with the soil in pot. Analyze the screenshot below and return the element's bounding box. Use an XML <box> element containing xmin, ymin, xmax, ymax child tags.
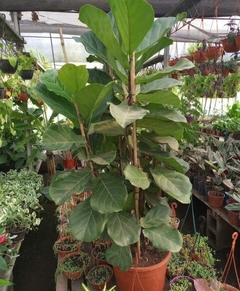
<box><xmin>207</xmin><ymin>190</ymin><xmax>224</xmax><ymax>208</ymax></box>
<box><xmin>53</xmin><ymin>235</ymin><xmax>81</xmax><ymax>258</ymax></box>
<box><xmin>59</xmin><ymin>251</ymin><xmax>90</xmax><ymax>280</ymax></box>
<box><xmin>87</xmin><ymin>264</ymin><xmax>113</xmax><ymax>290</ymax></box>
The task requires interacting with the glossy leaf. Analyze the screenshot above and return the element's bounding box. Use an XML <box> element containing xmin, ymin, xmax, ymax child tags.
<box><xmin>137</xmin><ymin>90</ymin><xmax>180</xmax><ymax>107</ymax></box>
<box><xmin>107</xmin><ymin>212</ymin><xmax>141</xmax><ymax>246</ymax></box>
<box><xmin>88</xmin><ymin>119</ymin><xmax>125</xmax><ymax>136</ymax></box>
<box><xmin>39</xmin><ymin>70</ymin><xmax>72</xmax><ymax>101</ymax></box>
<box><xmin>143</xmin><ymin>224</ymin><xmax>182</xmax><ymax>252</ymax></box>
<box><xmin>144</xmin><ymin>108</ymin><xmax>187</xmax><ymax>123</ymax></box>
<box><xmin>136</xmin><ymin>59</ymin><xmax>194</xmax><ymax>84</ymax></box>
<box><xmin>34</xmin><ymin>83</ymin><xmax>78</xmax><ymax>127</ymax></box>
<box><xmin>58</xmin><ymin>64</ymin><xmax>89</xmax><ymax>94</ymax></box>
<box><xmin>77</xmin><ymin>31</ymin><xmax>108</xmax><ymax>64</ymax></box>
<box><xmin>141</xmin><ymin>78</ymin><xmax>181</xmax><ymax>93</ymax></box>
<box><xmin>140</xmin><ymin>132</ymin><xmax>179</xmax><ymax>151</ymax></box>
<box><xmin>0</xmin><ymin>256</ymin><xmax>8</xmax><ymax>271</ymax></box>
<box><xmin>91</xmin><ymin>174</ymin><xmax>128</xmax><ymax>213</ymax></box>
<box><xmin>42</xmin><ymin>123</ymin><xmax>85</xmax><ymax>151</ymax></box>
<box><xmin>140</xmin><ymin>146</ymin><xmax>187</xmax><ymax>174</ymax></box>
<box><xmin>109</xmin><ymin>100</ymin><xmax>149</xmax><ymax>128</ymax></box>
<box><xmin>137</xmin><ymin>119</ymin><xmax>184</xmax><ymax>140</ymax></box>
<box><xmin>90</xmin><ymin>150</ymin><xmax>116</xmax><ymax>165</ymax></box>
<box><xmin>79</xmin><ymin>5</ymin><xmax>129</xmax><ymax>69</ymax></box>
<box><xmin>124</xmin><ymin>165</ymin><xmax>151</xmax><ymax>190</ymax></box>
<box><xmin>109</xmin><ymin>0</ymin><xmax>153</xmax><ymax>54</ymax></box>
<box><xmin>141</xmin><ymin>204</ymin><xmax>171</xmax><ymax>228</ymax></box>
<box><xmin>150</xmin><ymin>167</ymin><xmax>192</xmax><ymax>204</ymax></box>
<box><xmin>106</xmin><ymin>244</ymin><xmax>132</xmax><ymax>271</ymax></box>
<box><xmin>69</xmin><ymin>199</ymin><xmax>107</xmax><ymax>242</ymax></box>
<box><xmin>75</xmin><ymin>82</ymin><xmax>114</xmax><ymax>120</ymax></box>
<box><xmin>50</xmin><ymin>169</ymin><xmax>91</xmax><ymax>205</ymax></box>
<box><xmin>136</xmin><ymin>13</ymin><xmax>186</xmax><ymax>56</ymax></box>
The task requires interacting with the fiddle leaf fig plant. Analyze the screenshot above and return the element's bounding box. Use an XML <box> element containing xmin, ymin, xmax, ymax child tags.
<box><xmin>36</xmin><ymin>0</ymin><xmax>193</xmax><ymax>272</ymax></box>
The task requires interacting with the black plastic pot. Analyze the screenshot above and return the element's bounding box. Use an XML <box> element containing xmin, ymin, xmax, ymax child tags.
<box><xmin>0</xmin><ymin>88</ymin><xmax>4</xmax><ymax>99</ymax></box>
<box><xmin>19</xmin><ymin>69</ymin><xmax>34</xmax><ymax>80</ymax></box>
<box><xmin>0</xmin><ymin>59</ymin><xmax>18</xmax><ymax>74</ymax></box>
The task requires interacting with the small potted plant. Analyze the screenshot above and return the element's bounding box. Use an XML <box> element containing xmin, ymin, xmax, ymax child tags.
<box><xmin>87</xmin><ymin>264</ymin><xmax>113</xmax><ymax>290</ymax></box>
<box><xmin>56</xmin><ymin>251</ymin><xmax>90</xmax><ymax>280</ymax></box>
<box><xmin>0</xmin><ymin>44</ymin><xmax>18</xmax><ymax>74</ymax></box>
<box><xmin>17</xmin><ymin>53</ymin><xmax>36</xmax><ymax>80</ymax></box>
<box><xmin>53</xmin><ymin>235</ymin><xmax>81</xmax><ymax>258</ymax></box>
<box><xmin>82</xmin><ymin>283</ymin><xmax>116</xmax><ymax>291</ymax></box>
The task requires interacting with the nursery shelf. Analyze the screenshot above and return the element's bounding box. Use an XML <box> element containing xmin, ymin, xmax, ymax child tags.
<box><xmin>192</xmin><ymin>189</ymin><xmax>240</xmax><ymax>233</ymax></box>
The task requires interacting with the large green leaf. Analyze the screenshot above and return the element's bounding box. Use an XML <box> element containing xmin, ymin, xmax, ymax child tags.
<box><xmin>136</xmin><ymin>59</ymin><xmax>194</xmax><ymax>84</ymax></box>
<box><xmin>137</xmin><ymin>119</ymin><xmax>184</xmax><ymax>140</ymax></box>
<box><xmin>144</xmin><ymin>108</ymin><xmax>187</xmax><ymax>123</ymax></box>
<box><xmin>88</xmin><ymin>119</ymin><xmax>125</xmax><ymax>136</ymax></box>
<box><xmin>0</xmin><ymin>279</ymin><xmax>13</xmax><ymax>286</ymax></box>
<box><xmin>107</xmin><ymin>212</ymin><xmax>140</xmax><ymax>246</ymax></box>
<box><xmin>58</xmin><ymin>64</ymin><xmax>89</xmax><ymax>94</ymax></box>
<box><xmin>49</xmin><ymin>169</ymin><xmax>91</xmax><ymax>205</ymax></box>
<box><xmin>91</xmin><ymin>150</ymin><xmax>116</xmax><ymax>165</ymax></box>
<box><xmin>69</xmin><ymin>199</ymin><xmax>107</xmax><ymax>242</ymax></box>
<box><xmin>42</xmin><ymin>123</ymin><xmax>85</xmax><ymax>151</ymax></box>
<box><xmin>140</xmin><ymin>146</ymin><xmax>187</xmax><ymax>174</ymax></box>
<box><xmin>141</xmin><ymin>204</ymin><xmax>171</xmax><ymax>228</ymax></box>
<box><xmin>124</xmin><ymin>165</ymin><xmax>151</xmax><ymax>190</ymax></box>
<box><xmin>141</xmin><ymin>78</ymin><xmax>181</xmax><ymax>93</ymax></box>
<box><xmin>109</xmin><ymin>0</ymin><xmax>153</xmax><ymax>54</ymax></box>
<box><xmin>143</xmin><ymin>224</ymin><xmax>182</xmax><ymax>252</ymax></box>
<box><xmin>91</xmin><ymin>174</ymin><xmax>128</xmax><ymax>213</ymax></box>
<box><xmin>106</xmin><ymin>244</ymin><xmax>132</xmax><ymax>271</ymax></box>
<box><xmin>39</xmin><ymin>70</ymin><xmax>73</xmax><ymax>101</ymax></box>
<box><xmin>109</xmin><ymin>100</ymin><xmax>149</xmax><ymax>128</ymax></box>
<box><xmin>75</xmin><ymin>82</ymin><xmax>114</xmax><ymax>120</ymax></box>
<box><xmin>79</xmin><ymin>5</ymin><xmax>129</xmax><ymax>69</ymax></box>
<box><xmin>33</xmin><ymin>83</ymin><xmax>79</xmax><ymax>127</ymax></box>
<box><xmin>88</xmin><ymin>68</ymin><xmax>113</xmax><ymax>85</ymax></box>
<box><xmin>136</xmin><ymin>13</ymin><xmax>186</xmax><ymax>57</ymax></box>
<box><xmin>150</xmin><ymin>167</ymin><xmax>192</xmax><ymax>203</ymax></box>
<box><xmin>140</xmin><ymin>132</ymin><xmax>179</xmax><ymax>151</ymax></box>
<box><xmin>136</xmin><ymin>37</ymin><xmax>173</xmax><ymax>71</ymax></box>
<box><xmin>137</xmin><ymin>90</ymin><xmax>180</xmax><ymax>107</ymax></box>
<box><xmin>77</xmin><ymin>32</ymin><xmax>108</xmax><ymax>64</ymax></box>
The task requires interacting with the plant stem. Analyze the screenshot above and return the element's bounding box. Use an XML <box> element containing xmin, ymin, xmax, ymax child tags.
<box><xmin>74</xmin><ymin>103</ymin><xmax>95</xmax><ymax>175</ymax></box>
<box><xmin>129</xmin><ymin>53</ymin><xmax>141</xmax><ymax>258</ymax></box>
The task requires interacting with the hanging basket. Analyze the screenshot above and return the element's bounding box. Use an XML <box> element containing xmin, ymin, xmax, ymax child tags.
<box><xmin>206</xmin><ymin>46</ymin><xmax>224</xmax><ymax>60</ymax></box>
<box><xmin>0</xmin><ymin>59</ymin><xmax>18</xmax><ymax>74</ymax></box>
<box><xmin>192</xmin><ymin>51</ymin><xmax>208</xmax><ymax>63</ymax></box>
<box><xmin>221</xmin><ymin>38</ymin><xmax>239</xmax><ymax>53</ymax></box>
<box><xmin>19</xmin><ymin>69</ymin><xmax>34</xmax><ymax>80</ymax></box>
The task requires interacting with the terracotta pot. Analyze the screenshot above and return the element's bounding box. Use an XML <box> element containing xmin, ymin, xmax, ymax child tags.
<box><xmin>221</xmin><ymin>38</ymin><xmax>239</xmax><ymax>53</ymax></box>
<box><xmin>63</xmin><ymin>158</ymin><xmax>76</xmax><ymax>169</ymax></box>
<box><xmin>54</xmin><ymin>235</ymin><xmax>80</xmax><ymax>258</ymax></box>
<box><xmin>206</xmin><ymin>46</ymin><xmax>223</xmax><ymax>60</ymax></box>
<box><xmin>227</xmin><ymin>210</ymin><xmax>240</xmax><ymax>226</ymax></box>
<box><xmin>87</xmin><ymin>265</ymin><xmax>113</xmax><ymax>290</ymax></box>
<box><xmin>192</xmin><ymin>51</ymin><xmax>208</xmax><ymax>63</ymax></box>
<box><xmin>222</xmin><ymin>69</ymin><xmax>230</xmax><ymax>77</ymax></box>
<box><xmin>114</xmin><ymin>251</ymin><xmax>171</xmax><ymax>291</ymax></box>
<box><xmin>207</xmin><ymin>191</ymin><xmax>224</xmax><ymax>208</ymax></box>
<box><xmin>234</xmin><ymin>34</ymin><xmax>240</xmax><ymax>50</ymax></box>
<box><xmin>168</xmin><ymin>59</ymin><xmax>178</xmax><ymax>66</ymax></box>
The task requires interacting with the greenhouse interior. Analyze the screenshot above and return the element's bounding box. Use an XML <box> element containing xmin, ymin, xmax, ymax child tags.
<box><xmin>0</xmin><ymin>0</ymin><xmax>240</xmax><ymax>291</ymax></box>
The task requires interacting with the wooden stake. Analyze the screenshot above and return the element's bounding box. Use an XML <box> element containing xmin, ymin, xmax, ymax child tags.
<box><xmin>59</xmin><ymin>28</ymin><xmax>68</xmax><ymax>63</ymax></box>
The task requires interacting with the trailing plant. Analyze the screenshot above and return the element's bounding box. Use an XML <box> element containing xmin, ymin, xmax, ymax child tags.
<box><xmin>87</xmin><ymin>265</ymin><xmax>113</xmax><ymax>285</ymax></box>
<box><xmin>36</xmin><ymin>0</ymin><xmax>193</xmax><ymax>272</ymax></box>
<box><xmin>82</xmin><ymin>283</ymin><xmax>116</xmax><ymax>291</ymax></box>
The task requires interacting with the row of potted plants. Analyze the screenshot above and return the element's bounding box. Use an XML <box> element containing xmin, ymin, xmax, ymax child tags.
<box><xmin>0</xmin><ymin>168</ymin><xmax>43</xmax><ymax>242</ymax></box>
